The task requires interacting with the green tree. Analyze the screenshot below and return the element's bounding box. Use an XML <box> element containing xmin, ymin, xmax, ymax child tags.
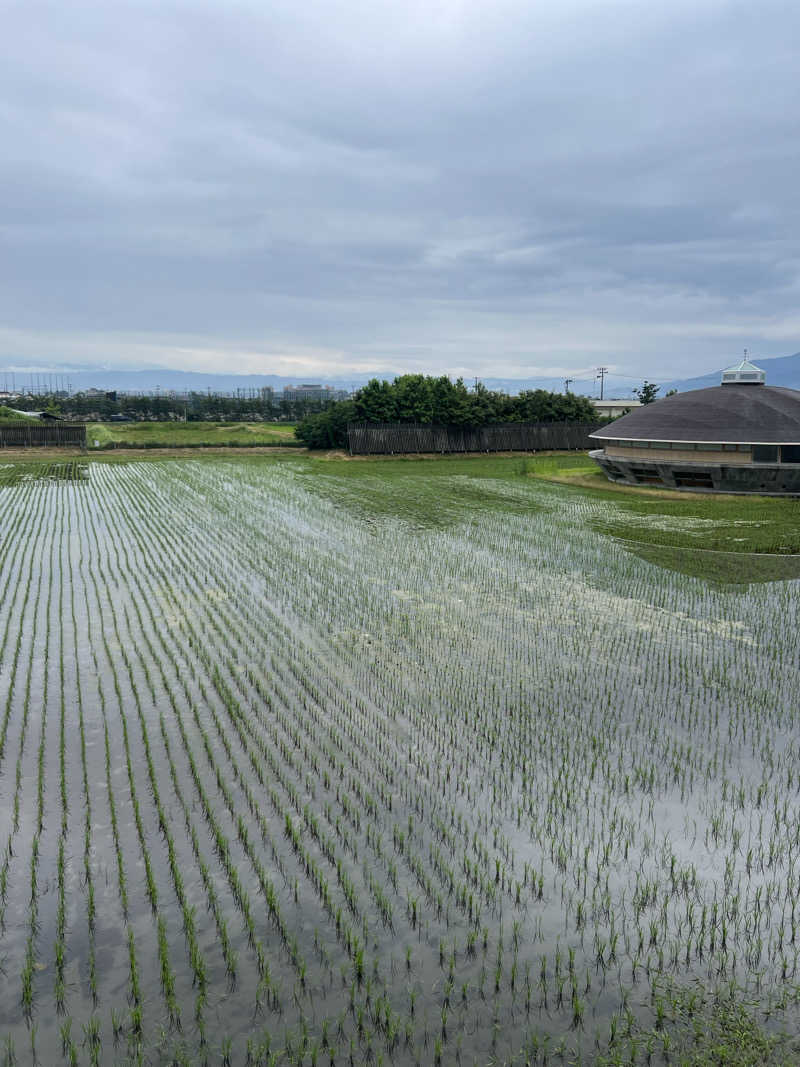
<box><xmin>464</xmin><ymin>382</ymin><xmax>502</xmax><ymax>426</ymax></box>
<box><xmin>295</xmin><ymin>401</ymin><xmax>356</xmax><ymax>449</ymax></box>
<box><xmin>294</xmin><ymin>375</ymin><xmax>600</xmax><ymax>449</ymax></box>
<box><xmin>430</xmin><ymin>376</ymin><xmax>472</xmax><ymax>425</ymax></box>
<box><xmin>392</xmin><ymin>375</ymin><xmax>435</xmax><ymax>423</ymax></box>
<box><xmin>353</xmin><ymin>379</ymin><xmax>397</xmax><ymax>422</ymax></box>
<box><xmin>635</xmin><ymin>381</ymin><xmax>660</xmax><ymax>405</ymax></box>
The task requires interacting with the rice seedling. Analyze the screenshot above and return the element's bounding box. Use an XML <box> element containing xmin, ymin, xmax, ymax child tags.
<box><xmin>0</xmin><ymin>454</ymin><xmax>798</xmax><ymax>1062</ymax></box>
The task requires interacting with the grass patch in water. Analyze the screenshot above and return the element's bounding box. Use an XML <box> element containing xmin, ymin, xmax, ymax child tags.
<box><xmin>595</xmin><ymin>982</ymin><xmax>799</xmax><ymax>1066</ymax></box>
<box><xmin>302</xmin><ymin>454</ymin><xmax>548</xmax><ymax>529</ymax></box>
<box><xmin>621</xmin><ymin>541</ymin><xmax>800</xmax><ymax>585</ymax></box>
<box><xmin>0</xmin><ymin>460</ymin><xmax>89</xmax><ymax>487</ymax></box>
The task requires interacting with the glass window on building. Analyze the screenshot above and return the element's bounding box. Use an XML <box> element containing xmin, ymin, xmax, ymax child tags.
<box><xmin>780</xmin><ymin>445</ymin><xmax>800</xmax><ymax>463</ymax></box>
<box><xmin>753</xmin><ymin>445</ymin><xmax>779</xmax><ymax>463</ymax></box>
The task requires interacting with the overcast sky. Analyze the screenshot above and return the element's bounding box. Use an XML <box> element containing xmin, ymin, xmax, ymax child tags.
<box><xmin>1</xmin><ymin>0</ymin><xmax>799</xmax><ymax>383</ymax></box>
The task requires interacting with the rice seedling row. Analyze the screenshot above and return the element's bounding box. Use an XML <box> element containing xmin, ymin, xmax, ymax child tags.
<box><xmin>0</xmin><ymin>457</ymin><xmax>798</xmax><ymax>1064</ymax></box>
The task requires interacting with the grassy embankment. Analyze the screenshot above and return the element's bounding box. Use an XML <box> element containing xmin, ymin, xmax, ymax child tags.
<box><xmin>86</xmin><ymin>420</ymin><xmax>299</xmax><ymax>449</ymax></box>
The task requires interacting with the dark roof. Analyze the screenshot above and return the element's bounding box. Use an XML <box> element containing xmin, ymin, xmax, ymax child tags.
<box><xmin>590</xmin><ymin>384</ymin><xmax>800</xmax><ymax>444</ymax></box>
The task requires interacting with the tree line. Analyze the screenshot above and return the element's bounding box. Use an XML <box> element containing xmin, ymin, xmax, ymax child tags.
<box><xmin>3</xmin><ymin>392</ymin><xmax>326</xmax><ymax>422</ymax></box>
<box><xmin>295</xmin><ymin>375</ymin><xmax>598</xmax><ymax>449</ymax></box>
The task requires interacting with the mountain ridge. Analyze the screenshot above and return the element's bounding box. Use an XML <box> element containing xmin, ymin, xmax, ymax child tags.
<box><xmin>1</xmin><ymin>352</ymin><xmax>798</xmax><ymax>397</ymax></box>
<box><xmin>663</xmin><ymin>352</ymin><xmax>800</xmax><ymax>393</ymax></box>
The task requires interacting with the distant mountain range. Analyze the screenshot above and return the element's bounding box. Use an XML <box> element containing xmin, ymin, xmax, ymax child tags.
<box><xmin>0</xmin><ymin>365</ymin><xmax>639</xmax><ymax>396</ymax></box>
<box><xmin>1</xmin><ymin>352</ymin><xmax>798</xmax><ymax>396</ymax></box>
<box><xmin>662</xmin><ymin>352</ymin><xmax>800</xmax><ymax>393</ymax></box>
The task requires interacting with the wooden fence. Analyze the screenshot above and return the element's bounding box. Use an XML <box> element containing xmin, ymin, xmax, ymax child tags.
<box><xmin>347</xmin><ymin>421</ymin><xmax>600</xmax><ymax>455</ymax></box>
<box><xmin>0</xmin><ymin>422</ymin><xmax>87</xmax><ymax>449</ymax></box>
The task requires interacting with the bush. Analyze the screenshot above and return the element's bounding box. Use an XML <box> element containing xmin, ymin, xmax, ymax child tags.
<box><xmin>295</xmin><ymin>401</ymin><xmax>356</xmax><ymax>450</ymax></box>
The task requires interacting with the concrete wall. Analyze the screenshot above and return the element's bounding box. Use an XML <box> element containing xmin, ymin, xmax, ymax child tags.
<box><xmin>590</xmin><ymin>450</ymin><xmax>800</xmax><ymax>494</ymax></box>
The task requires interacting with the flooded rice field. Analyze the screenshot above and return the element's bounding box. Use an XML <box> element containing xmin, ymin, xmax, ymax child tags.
<box><xmin>0</xmin><ymin>457</ymin><xmax>799</xmax><ymax>1065</ymax></box>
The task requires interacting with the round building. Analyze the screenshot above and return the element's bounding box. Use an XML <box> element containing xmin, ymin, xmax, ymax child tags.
<box><xmin>589</xmin><ymin>360</ymin><xmax>800</xmax><ymax>493</ymax></box>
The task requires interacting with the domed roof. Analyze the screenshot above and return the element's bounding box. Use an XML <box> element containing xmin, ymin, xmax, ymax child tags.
<box><xmin>590</xmin><ymin>384</ymin><xmax>800</xmax><ymax>443</ymax></box>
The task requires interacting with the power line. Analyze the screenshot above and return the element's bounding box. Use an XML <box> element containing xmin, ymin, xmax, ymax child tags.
<box><xmin>595</xmin><ymin>367</ymin><xmax>608</xmax><ymax>400</ymax></box>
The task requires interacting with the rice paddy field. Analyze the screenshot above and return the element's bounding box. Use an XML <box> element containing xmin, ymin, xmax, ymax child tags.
<box><xmin>1</xmin><ymin>453</ymin><xmax>799</xmax><ymax>1065</ymax></box>
<box><xmin>87</xmin><ymin>421</ymin><xmax>298</xmax><ymax>449</ymax></box>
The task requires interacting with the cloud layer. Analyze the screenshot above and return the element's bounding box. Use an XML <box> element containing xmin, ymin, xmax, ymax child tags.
<box><xmin>2</xmin><ymin>0</ymin><xmax>799</xmax><ymax>382</ymax></box>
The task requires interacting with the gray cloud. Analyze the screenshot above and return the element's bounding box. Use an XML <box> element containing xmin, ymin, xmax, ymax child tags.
<box><xmin>1</xmin><ymin>0</ymin><xmax>799</xmax><ymax>382</ymax></box>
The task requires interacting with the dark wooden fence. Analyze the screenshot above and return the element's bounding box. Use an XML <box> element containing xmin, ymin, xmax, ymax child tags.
<box><xmin>0</xmin><ymin>422</ymin><xmax>87</xmax><ymax>449</ymax></box>
<box><xmin>348</xmin><ymin>421</ymin><xmax>600</xmax><ymax>455</ymax></box>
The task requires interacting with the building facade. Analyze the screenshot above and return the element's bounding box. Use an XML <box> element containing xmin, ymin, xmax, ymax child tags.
<box><xmin>591</xmin><ymin>398</ymin><xmax>642</xmax><ymax>418</ymax></box>
<box><xmin>589</xmin><ymin>360</ymin><xmax>800</xmax><ymax>494</ymax></box>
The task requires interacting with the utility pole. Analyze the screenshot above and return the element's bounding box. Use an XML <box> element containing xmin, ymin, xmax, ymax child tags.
<box><xmin>596</xmin><ymin>367</ymin><xmax>608</xmax><ymax>400</ymax></box>
<box><xmin>564</xmin><ymin>377</ymin><xmax>573</xmax><ymax>394</ymax></box>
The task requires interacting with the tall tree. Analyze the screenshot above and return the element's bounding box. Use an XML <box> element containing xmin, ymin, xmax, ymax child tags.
<box><xmin>634</xmin><ymin>381</ymin><xmax>660</xmax><ymax>405</ymax></box>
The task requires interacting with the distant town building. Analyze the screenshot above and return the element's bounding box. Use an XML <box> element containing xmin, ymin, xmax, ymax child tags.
<box><xmin>591</xmin><ymin>399</ymin><xmax>643</xmax><ymax>418</ymax></box>
<box><xmin>283</xmin><ymin>384</ymin><xmax>349</xmax><ymax>406</ymax></box>
<box><xmin>589</xmin><ymin>359</ymin><xmax>800</xmax><ymax>493</ymax></box>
